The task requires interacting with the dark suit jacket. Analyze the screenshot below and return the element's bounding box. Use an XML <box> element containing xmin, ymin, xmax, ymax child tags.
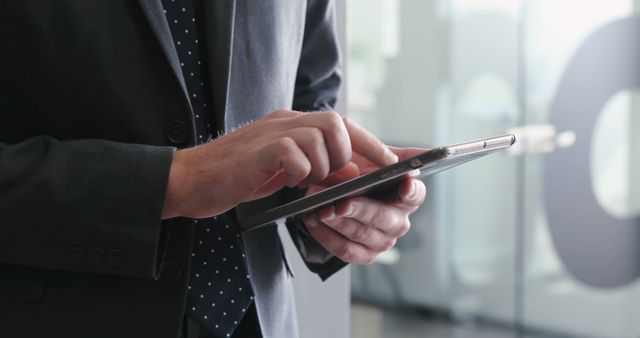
<box><xmin>0</xmin><ymin>1</ymin><xmax>345</xmax><ymax>337</ymax></box>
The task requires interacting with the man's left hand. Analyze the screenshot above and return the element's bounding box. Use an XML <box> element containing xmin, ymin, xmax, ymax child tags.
<box><xmin>303</xmin><ymin>147</ymin><xmax>427</xmax><ymax>264</ymax></box>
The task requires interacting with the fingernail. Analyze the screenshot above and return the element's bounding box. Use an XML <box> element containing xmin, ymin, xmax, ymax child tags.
<box><xmin>385</xmin><ymin>147</ymin><xmax>399</xmax><ymax>164</ymax></box>
<box><xmin>321</xmin><ymin>207</ymin><xmax>336</xmax><ymax>222</ymax></box>
<box><xmin>343</xmin><ymin>205</ymin><xmax>354</xmax><ymax>217</ymax></box>
<box><xmin>408</xmin><ymin>181</ymin><xmax>418</xmax><ymax>199</ymax></box>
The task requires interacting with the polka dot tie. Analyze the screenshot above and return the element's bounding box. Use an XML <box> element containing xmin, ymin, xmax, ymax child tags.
<box><xmin>161</xmin><ymin>1</ymin><xmax>254</xmax><ymax>337</ymax></box>
<box><xmin>187</xmin><ymin>215</ymin><xmax>254</xmax><ymax>337</ymax></box>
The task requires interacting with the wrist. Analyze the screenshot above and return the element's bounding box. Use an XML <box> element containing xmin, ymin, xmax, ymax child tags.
<box><xmin>162</xmin><ymin>149</ymin><xmax>190</xmax><ymax>219</ymax></box>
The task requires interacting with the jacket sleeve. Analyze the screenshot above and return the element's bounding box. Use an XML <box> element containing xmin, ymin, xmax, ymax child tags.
<box><xmin>0</xmin><ymin>136</ymin><xmax>176</xmax><ymax>280</ymax></box>
<box><xmin>286</xmin><ymin>0</ymin><xmax>348</xmax><ymax>280</ymax></box>
<box><xmin>292</xmin><ymin>0</ymin><xmax>342</xmax><ymax>113</ymax></box>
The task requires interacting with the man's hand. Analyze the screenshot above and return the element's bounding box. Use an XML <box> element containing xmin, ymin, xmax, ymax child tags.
<box><xmin>162</xmin><ymin>110</ymin><xmax>398</xmax><ymax>219</ymax></box>
<box><xmin>303</xmin><ymin>147</ymin><xmax>428</xmax><ymax>264</ymax></box>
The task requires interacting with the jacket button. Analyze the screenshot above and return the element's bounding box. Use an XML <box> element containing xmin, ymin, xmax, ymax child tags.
<box><xmin>106</xmin><ymin>249</ymin><xmax>126</xmax><ymax>267</ymax></box>
<box><xmin>49</xmin><ymin>246</ymin><xmax>67</xmax><ymax>264</ymax></box>
<box><xmin>166</xmin><ymin>120</ymin><xmax>189</xmax><ymax>145</ymax></box>
<box><xmin>160</xmin><ymin>261</ymin><xmax>181</xmax><ymax>284</ymax></box>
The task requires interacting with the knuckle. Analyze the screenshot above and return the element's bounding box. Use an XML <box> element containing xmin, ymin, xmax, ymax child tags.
<box><xmin>371</xmin><ymin>207</ymin><xmax>389</xmax><ymax>227</ymax></box>
<box><xmin>352</xmin><ymin>225</ymin><xmax>369</xmax><ymax>243</ymax></box>
<box><xmin>323</xmin><ymin>111</ymin><xmax>344</xmax><ymax>130</ymax></box>
<box><xmin>275</xmin><ymin>137</ymin><xmax>296</xmax><ymax>153</ymax></box>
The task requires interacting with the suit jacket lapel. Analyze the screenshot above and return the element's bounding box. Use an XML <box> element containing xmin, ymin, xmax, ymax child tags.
<box><xmin>137</xmin><ymin>0</ymin><xmax>192</xmax><ymax>113</ymax></box>
<box><xmin>138</xmin><ymin>0</ymin><xmax>236</xmax><ymax>132</ymax></box>
<box><xmin>198</xmin><ymin>0</ymin><xmax>237</xmax><ymax>132</ymax></box>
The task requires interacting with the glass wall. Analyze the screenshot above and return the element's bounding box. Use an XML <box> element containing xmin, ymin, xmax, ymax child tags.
<box><xmin>347</xmin><ymin>0</ymin><xmax>640</xmax><ymax>337</ymax></box>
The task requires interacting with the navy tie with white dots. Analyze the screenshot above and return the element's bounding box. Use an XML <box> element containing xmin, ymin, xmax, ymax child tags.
<box><xmin>161</xmin><ymin>1</ymin><xmax>254</xmax><ymax>337</ymax></box>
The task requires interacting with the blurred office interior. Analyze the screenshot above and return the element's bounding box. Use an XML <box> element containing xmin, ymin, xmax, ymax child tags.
<box><xmin>345</xmin><ymin>0</ymin><xmax>640</xmax><ymax>337</ymax></box>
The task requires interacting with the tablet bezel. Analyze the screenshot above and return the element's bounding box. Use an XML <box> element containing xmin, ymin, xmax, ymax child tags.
<box><xmin>238</xmin><ymin>134</ymin><xmax>515</xmax><ymax>231</ymax></box>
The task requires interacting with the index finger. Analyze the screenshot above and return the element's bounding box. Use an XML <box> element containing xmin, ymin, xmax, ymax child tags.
<box><xmin>388</xmin><ymin>146</ymin><xmax>430</xmax><ymax>161</ymax></box>
<box><xmin>344</xmin><ymin>117</ymin><xmax>398</xmax><ymax>167</ymax></box>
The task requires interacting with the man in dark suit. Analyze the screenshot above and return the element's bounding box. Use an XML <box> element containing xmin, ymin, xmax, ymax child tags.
<box><xmin>0</xmin><ymin>1</ymin><xmax>427</xmax><ymax>337</ymax></box>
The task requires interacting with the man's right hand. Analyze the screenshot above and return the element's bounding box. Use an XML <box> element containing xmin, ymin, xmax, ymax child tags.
<box><xmin>162</xmin><ymin>110</ymin><xmax>398</xmax><ymax>219</ymax></box>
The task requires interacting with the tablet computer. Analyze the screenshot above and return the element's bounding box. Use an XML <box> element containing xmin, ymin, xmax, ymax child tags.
<box><xmin>238</xmin><ymin>134</ymin><xmax>516</xmax><ymax>231</ymax></box>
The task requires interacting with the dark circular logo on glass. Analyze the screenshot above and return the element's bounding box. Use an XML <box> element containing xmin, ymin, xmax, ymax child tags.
<box><xmin>545</xmin><ymin>17</ymin><xmax>640</xmax><ymax>288</ymax></box>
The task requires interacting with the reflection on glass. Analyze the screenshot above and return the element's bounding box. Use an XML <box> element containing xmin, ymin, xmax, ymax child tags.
<box><xmin>348</xmin><ymin>0</ymin><xmax>640</xmax><ymax>337</ymax></box>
